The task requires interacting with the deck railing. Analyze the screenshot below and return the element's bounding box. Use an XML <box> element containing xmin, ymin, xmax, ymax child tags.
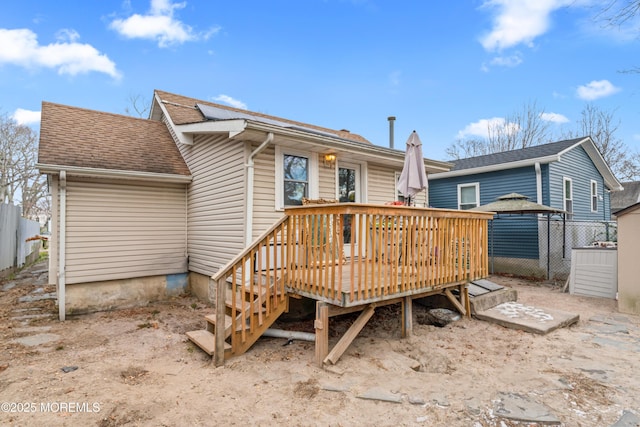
<box><xmin>284</xmin><ymin>203</ymin><xmax>493</xmax><ymax>306</ymax></box>
<box><xmin>211</xmin><ymin>204</ymin><xmax>493</xmax><ymax>362</ymax></box>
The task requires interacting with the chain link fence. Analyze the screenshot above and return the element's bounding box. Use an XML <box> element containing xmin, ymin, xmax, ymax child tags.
<box><xmin>488</xmin><ymin>216</ymin><xmax>617</xmax><ymax>282</ymax></box>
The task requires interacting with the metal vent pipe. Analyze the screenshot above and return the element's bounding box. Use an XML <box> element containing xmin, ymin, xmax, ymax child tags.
<box><xmin>387</xmin><ymin>116</ymin><xmax>396</xmax><ymax>149</ymax></box>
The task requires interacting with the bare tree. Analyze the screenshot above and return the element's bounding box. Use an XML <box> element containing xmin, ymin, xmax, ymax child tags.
<box><xmin>0</xmin><ymin>112</ymin><xmax>48</xmax><ymax>219</ymax></box>
<box><xmin>446</xmin><ymin>101</ymin><xmax>553</xmax><ymax>160</ymax></box>
<box><xmin>597</xmin><ymin>0</ymin><xmax>640</xmax><ymax>73</ymax></box>
<box><xmin>563</xmin><ymin>103</ymin><xmax>640</xmax><ymax>180</ymax></box>
<box><xmin>124</xmin><ymin>93</ymin><xmax>151</xmax><ymax>118</ymax></box>
<box><xmin>445</xmin><ymin>138</ymin><xmax>488</xmax><ymax>160</ymax></box>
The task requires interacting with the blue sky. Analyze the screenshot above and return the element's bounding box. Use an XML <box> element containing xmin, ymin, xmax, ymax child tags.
<box><xmin>1</xmin><ymin>0</ymin><xmax>639</xmax><ymax>162</ymax></box>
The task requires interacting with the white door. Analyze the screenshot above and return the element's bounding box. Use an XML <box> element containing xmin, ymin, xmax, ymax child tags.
<box><xmin>338</xmin><ymin>163</ymin><xmax>361</xmax><ymax>256</ymax></box>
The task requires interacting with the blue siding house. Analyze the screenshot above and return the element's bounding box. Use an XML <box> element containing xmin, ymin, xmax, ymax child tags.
<box><xmin>428</xmin><ymin>137</ymin><xmax>622</xmax><ymax>279</ymax></box>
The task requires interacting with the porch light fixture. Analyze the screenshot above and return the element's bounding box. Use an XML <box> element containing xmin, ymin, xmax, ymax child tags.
<box><xmin>323</xmin><ymin>153</ymin><xmax>336</xmax><ymax>168</ymax></box>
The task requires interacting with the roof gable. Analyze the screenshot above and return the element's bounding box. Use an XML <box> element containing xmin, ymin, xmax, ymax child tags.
<box><xmin>38</xmin><ymin>102</ymin><xmax>191</xmax><ymax>177</ymax></box>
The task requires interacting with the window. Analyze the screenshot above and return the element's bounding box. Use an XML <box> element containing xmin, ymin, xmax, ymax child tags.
<box><xmin>283</xmin><ymin>154</ymin><xmax>308</xmax><ymax>206</ymax></box>
<box><xmin>458</xmin><ymin>183</ymin><xmax>479</xmax><ymax>210</ymax></box>
<box><xmin>563</xmin><ymin>177</ymin><xmax>573</xmax><ymax>219</ymax></box>
<box><xmin>590</xmin><ymin>180</ymin><xmax>598</xmax><ymax>212</ymax></box>
<box><xmin>275</xmin><ymin>147</ymin><xmax>317</xmax><ymax>209</ymax></box>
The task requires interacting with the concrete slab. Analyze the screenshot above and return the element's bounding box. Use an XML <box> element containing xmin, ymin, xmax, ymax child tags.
<box><xmin>475</xmin><ymin>301</ymin><xmax>579</xmax><ymax>335</ymax></box>
<box><xmin>470</xmin><ymin>288</ymin><xmax>518</xmax><ymax>314</ymax></box>
<box><xmin>494</xmin><ymin>392</ymin><xmax>561</xmax><ymax>424</ymax></box>
<box><xmin>1</xmin><ymin>281</ymin><xmax>17</xmax><ymax>291</ymax></box>
<box><xmin>472</xmin><ymin>279</ymin><xmax>504</xmax><ymax>291</ymax></box>
<box><xmin>356</xmin><ymin>388</ymin><xmax>403</xmax><ymax>403</ymax></box>
<box><xmin>11</xmin><ymin>333</ymin><xmax>60</xmax><ymax>347</ymax></box>
<box><xmin>18</xmin><ymin>292</ymin><xmax>57</xmax><ymax>303</ymax></box>
<box><xmin>468</xmin><ymin>283</ymin><xmax>490</xmax><ymax>297</ymax></box>
<box><xmin>611</xmin><ymin>410</ymin><xmax>640</xmax><ymax>427</ymax></box>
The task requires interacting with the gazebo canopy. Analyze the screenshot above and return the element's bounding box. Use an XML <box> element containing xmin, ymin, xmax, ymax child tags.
<box><xmin>472</xmin><ymin>193</ymin><xmax>565</xmax><ymax>215</ymax></box>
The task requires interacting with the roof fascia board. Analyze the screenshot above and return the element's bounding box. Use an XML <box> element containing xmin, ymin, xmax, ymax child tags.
<box><xmin>36</xmin><ymin>163</ymin><xmax>192</xmax><ymax>183</ymax></box>
<box><xmin>429</xmin><ymin>155</ymin><xmax>560</xmax><ymax>180</ymax></box>
<box><xmin>243</xmin><ymin>121</ymin><xmax>453</xmax><ymax>172</ymax></box>
<box><xmin>175</xmin><ymin>119</ymin><xmax>247</xmax><ymax>137</ymax></box>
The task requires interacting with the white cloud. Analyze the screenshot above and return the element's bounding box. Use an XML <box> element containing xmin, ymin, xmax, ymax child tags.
<box><xmin>576</xmin><ymin>80</ymin><xmax>621</xmax><ymax>100</ymax></box>
<box><xmin>213</xmin><ymin>95</ymin><xmax>247</xmax><ymax>110</ymax></box>
<box><xmin>479</xmin><ymin>0</ymin><xmax>573</xmax><ymax>51</ymax></box>
<box><xmin>110</xmin><ymin>0</ymin><xmax>218</xmax><ymax>48</ymax></box>
<box><xmin>540</xmin><ymin>112</ymin><xmax>569</xmax><ymax>123</ymax></box>
<box><xmin>0</xmin><ymin>28</ymin><xmax>120</xmax><ymax>78</ymax></box>
<box><xmin>12</xmin><ymin>108</ymin><xmax>41</xmax><ymax>125</ymax></box>
<box><xmin>457</xmin><ymin>117</ymin><xmax>519</xmax><ymax>139</ymax></box>
<box><xmin>389</xmin><ymin>70</ymin><xmax>401</xmax><ymax>86</ymax></box>
<box><xmin>482</xmin><ymin>52</ymin><xmax>523</xmax><ymax>70</ymax></box>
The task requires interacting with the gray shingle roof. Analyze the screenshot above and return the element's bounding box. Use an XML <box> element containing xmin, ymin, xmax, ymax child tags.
<box><xmin>611</xmin><ymin>181</ymin><xmax>640</xmax><ymax>212</ymax></box>
<box><xmin>450</xmin><ymin>138</ymin><xmax>586</xmax><ymax>171</ymax></box>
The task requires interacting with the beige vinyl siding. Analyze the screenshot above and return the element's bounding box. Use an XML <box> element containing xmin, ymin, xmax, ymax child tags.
<box><xmin>64</xmin><ymin>179</ymin><xmax>187</xmax><ymax>284</ymax></box>
<box><xmin>179</xmin><ymin>135</ymin><xmax>246</xmax><ymax>275</ymax></box>
<box><xmin>367</xmin><ymin>163</ymin><xmax>400</xmax><ymax>204</ymax></box>
<box><xmin>319</xmin><ymin>165</ymin><xmax>336</xmax><ymax>199</ymax></box>
<box><xmin>252</xmin><ymin>144</ymin><xmax>282</xmax><ymax>239</ymax></box>
<box><xmin>48</xmin><ymin>178</ymin><xmax>59</xmax><ymax>285</ymax></box>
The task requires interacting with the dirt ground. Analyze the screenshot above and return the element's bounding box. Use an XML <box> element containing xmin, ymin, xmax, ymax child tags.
<box><xmin>1</xmin><ymin>258</ymin><xmax>639</xmax><ymax>427</ymax></box>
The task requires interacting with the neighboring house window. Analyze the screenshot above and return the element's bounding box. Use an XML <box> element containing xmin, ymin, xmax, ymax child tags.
<box><xmin>590</xmin><ymin>180</ymin><xmax>598</xmax><ymax>212</ymax></box>
<box><xmin>563</xmin><ymin>177</ymin><xmax>573</xmax><ymax>219</ymax></box>
<box><xmin>458</xmin><ymin>183</ymin><xmax>479</xmax><ymax>210</ymax></box>
<box><xmin>275</xmin><ymin>147</ymin><xmax>318</xmax><ymax>209</ymax></box>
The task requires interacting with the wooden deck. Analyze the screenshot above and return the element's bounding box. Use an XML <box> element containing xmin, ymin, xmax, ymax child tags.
<box><xmin>285</xmin><ymin>260</ymin><xmax>470</xmax><ymax>307</ymax></box>
<box><xmin>200</xmin><ymin>203</ymin><xmax>494</xmax><ymax>366</ymax></box>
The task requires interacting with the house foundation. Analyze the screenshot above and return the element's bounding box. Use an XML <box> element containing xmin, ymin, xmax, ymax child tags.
<box><xmin>64</xmin><ymin>273</ymin><xmax>188</xmax><ymax>316</ymax></box>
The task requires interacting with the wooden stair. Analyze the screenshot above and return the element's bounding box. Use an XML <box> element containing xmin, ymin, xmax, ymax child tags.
<box><xmin>187</xmin><ymin>275</ymin><xmax>287</xmax><ymax>359</ymax></box>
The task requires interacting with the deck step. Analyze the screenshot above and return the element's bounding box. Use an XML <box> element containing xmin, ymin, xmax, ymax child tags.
<box><xmin>205</xmin><ymin>313</ymin><xmax>248</xmax><ymax>337</ymax></box>
<box><xmin>186</xmin><ymin>330</ymin><xmax>231</xmax><ymax>356</ymax></box>
<box><xmin>225</xmin><ymin>297</ymin><xmax>268</xmax><ymax>314</ymax></box>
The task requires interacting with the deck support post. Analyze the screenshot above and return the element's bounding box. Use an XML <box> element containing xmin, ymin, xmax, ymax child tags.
<box><xmin>463</xmin><ymin>284</ymin><xmax>471</xmax><ymax>318</ymax></box>
<box><xmin>214</xmin><ymin>277</ymin><xmax>226</xmax><ymax>367</ymax></box>
<box><xmin>401</xmin><ymin>296</ymin><xmax>412</xmax><ymax>338</ymax></box>
<box><xmin>314</xmin><ymin>301</ymin><xmax>329</xmax><ymax>367</ymax></box>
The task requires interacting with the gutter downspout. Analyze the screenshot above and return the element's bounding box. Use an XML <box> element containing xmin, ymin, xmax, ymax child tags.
<box><xmin>245</xmin><ymin>132</ymin><xmax>274</xmax><ymax>246</ymax></box>
<box><xmin>58</xmin><ymin>171</ymin><xmax>67</xmax><ymax>321</ymax></box>
<box><xmin>535</xmin><ymin>162</ymin><xmax>542</xmax><ymax>204</ymax></box>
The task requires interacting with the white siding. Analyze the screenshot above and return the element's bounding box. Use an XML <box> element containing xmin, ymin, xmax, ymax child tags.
<box><xmin>569</xmin><ymin>248</ymin><xmax>617</xmax><ymax>299</ymax></box>
<box><xmin>319</xmin><ymin>165</ymin><xmax>336</xmax><ymax>199</ymax></box>
<box><xmin>65</xmin><ymin>179</ymin><xmax>187</xmax><ymax>284</ymax></box>
<box><xmin>252</xmin><ymin>144</ymin><xmax>282</xmax><ymax>239</ymax></box>
<box><xmin>49</xmin><ymin>179</ymin><xmax>59</xmax><ymax>285</ymax></box>
<box><xmin>367</xmin><ymin>163</ymin><xmax>400</xmax><ymax>204</ymax></box>
<box><xmin>179</xmin><ymin>135</ymin><xmax>247</xmax><ymax>275</ymax></box>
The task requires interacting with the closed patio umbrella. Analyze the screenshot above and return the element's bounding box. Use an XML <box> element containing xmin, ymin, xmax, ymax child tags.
<box><xmin>397</xmin><ymin>130</ymin><xmax>428</xmax><ymax>206</ymax></box>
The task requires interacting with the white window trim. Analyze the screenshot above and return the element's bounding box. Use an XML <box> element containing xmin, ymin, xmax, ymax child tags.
<box><xmin>394</xmin><ymin>171</ymin><xmax>403</xmax><ymax>202</ymax></box>
<box><xmin>336</xmin><ymin>161</ymin><xmax>364</xmax><ymax>202</ymax></box>
<box><xmin>563</xmin><ymin>177</ymin><xmax>573</xmax><ymax>216</ymax></box>
<box><xmin>590</xmin><ymin>179</ymin><xmax>598</xmax><ymax>213</ymax></box>
<box><xmin>275</xmin><ymin>146</ymin><xmax>318</xmax><ymax>210</ymax></box>
<box><xmin>457</xmin><ymin>182</ymin><xmax>480</xmax><ymax>210</ymax></box>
